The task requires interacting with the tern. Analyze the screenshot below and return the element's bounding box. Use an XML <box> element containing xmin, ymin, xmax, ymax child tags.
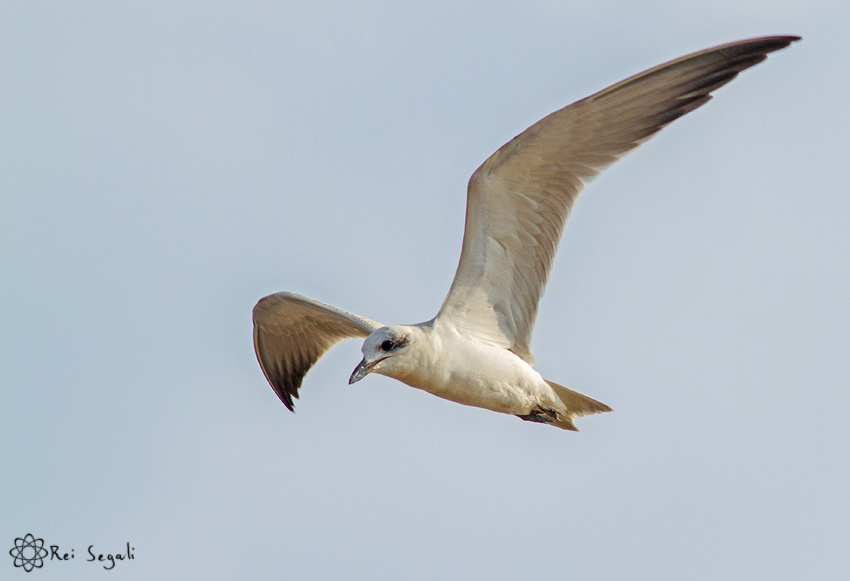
<box><xmin>253</xmin><ymin>36</ymin><xmax>798</xmax><ymax>430</ymax></box>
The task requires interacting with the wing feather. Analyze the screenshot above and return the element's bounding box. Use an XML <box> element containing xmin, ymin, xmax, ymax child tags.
<box><xmin>252</xmin><ymin>292</ymin><xmax>382</xmax><ymax>411</ymax></box>
<box><xmin>437</xmin><ymin>36</ymin><xmax>799</xmax><ymax>363</ymax></box>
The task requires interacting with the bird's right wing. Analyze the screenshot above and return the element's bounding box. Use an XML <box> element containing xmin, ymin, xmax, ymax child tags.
<box><xmin>437</xmin><ymin>36</ymin><xmax>799</xmax><ymax>363</ymax></box>
<box><xmin>252</xmin><ymin>292</ymin><xmax>383</xmax><ymax>411</ymax></box>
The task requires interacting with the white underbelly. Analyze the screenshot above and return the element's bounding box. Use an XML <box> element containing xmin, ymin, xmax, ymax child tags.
<box><xmin>395</xmin><ymin>340</ymin><xmax>548</xmax><ymax>415</ymax></box>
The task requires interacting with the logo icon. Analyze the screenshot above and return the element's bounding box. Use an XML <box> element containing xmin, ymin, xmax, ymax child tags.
<box><xmin>9</xmin><ymin>534</ymin><xmax>48</xmax><ymax>573</ymax></box>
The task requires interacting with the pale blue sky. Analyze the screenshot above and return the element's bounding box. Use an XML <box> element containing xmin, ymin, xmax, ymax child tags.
<box><xmin>3</xmin><ymin>1</ymin><xmax>848</xmax><ymax>579</ymax></box>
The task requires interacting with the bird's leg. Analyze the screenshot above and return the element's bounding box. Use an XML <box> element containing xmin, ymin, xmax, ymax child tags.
<box><xmin>515</xmin><ymin>408</ymin><xmax>559</xmax><ymax>424</ymax></box>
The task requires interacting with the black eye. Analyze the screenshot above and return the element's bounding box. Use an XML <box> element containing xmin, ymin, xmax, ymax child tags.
<box><xmin>381</xmin><ymin>339</ymin><xmax>394</xmax><ymax>352</ymax></box>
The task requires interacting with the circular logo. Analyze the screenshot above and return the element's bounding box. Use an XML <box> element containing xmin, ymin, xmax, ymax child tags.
<box><xmin>9</xmin><ymin>534</ymin><xmax>48</xmax><ymax>573</ymax></box>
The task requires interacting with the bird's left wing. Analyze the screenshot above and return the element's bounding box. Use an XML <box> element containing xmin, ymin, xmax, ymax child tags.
<box><xmin>253</xmin><ymin>292</ymin><xmax>383</xmax><ymax>411</ymax></box>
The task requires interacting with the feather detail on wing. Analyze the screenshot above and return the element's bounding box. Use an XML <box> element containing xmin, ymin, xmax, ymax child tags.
<box><xmin>252</xmin><ymin>292</ymin><xmax>383</xmax><ymax>411</ymax></box>
<box><xmin>437</xmin><ymin>36</ymin><xmax>799</xmax><ymax>363</ymax></box>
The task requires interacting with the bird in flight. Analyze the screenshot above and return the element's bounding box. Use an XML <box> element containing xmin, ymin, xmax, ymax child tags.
<box><xmin>253</xmin><ymin>36</ymin><xmax>799</xmax><ymax>430</ymax></box>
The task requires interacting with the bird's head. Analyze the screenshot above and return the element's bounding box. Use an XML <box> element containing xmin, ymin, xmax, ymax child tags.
<box><xmin>349</xmin><ymin>325</ymin><xmax>418</xmax><ymax>384</ymax></box>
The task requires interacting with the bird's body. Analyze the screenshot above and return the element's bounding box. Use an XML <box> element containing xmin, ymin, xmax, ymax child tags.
<box><xmin>369</xmin><ymin>320</ymin><xmax>557</xmax><ymax>415</ymax></box>
<box><xmin>253</xmin><ymin>36</ymin><xmax>799</xmax><ymax>430</ymax></box>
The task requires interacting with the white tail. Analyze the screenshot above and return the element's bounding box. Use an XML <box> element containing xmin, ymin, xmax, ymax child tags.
<box><xmin>545</xmin><ymin>379</ymin><xmax>612</xmax><ymax>431</ymax></box>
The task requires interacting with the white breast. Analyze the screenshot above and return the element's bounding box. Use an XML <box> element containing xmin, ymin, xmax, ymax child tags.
<box><xmin>379</xmin><ymin>319</ymin><xmax>556</xmax><ymax>415</ymax></box>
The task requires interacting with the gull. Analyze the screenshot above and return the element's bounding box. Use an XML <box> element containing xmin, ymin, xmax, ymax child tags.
<box><xmin>253</xmin><ymin>36</ymin><xmax>798</xmax><ymax>430</ymax></box>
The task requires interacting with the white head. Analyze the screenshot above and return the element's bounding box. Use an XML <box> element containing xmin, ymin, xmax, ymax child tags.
<box><xmin>349</xmin><ymin>325</ymin><xmax>420</xmax><ymax>384</ymax></box>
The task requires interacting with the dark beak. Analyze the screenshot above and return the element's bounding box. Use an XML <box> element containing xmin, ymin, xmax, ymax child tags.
<box><xmin>349</xmin><ymin>357</ymin><xmax>378</xmax><ymax>384</ymax></box>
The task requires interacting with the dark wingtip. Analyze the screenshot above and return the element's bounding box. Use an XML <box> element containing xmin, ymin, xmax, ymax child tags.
<box><xmin>748</xmin><ymin>35</ymin><xmax>801</xmax><ymax>49</ymax></box>
<box><xmin>751</xmin><ymin>35</ymin><xmax>802</xmax><ymax>57</ymax></box>
<box><xmin>274</xmin><ymin>377</ymin><xmax>300</xmax><ymax>413</ymax></box>
<box><xmin>278</xmin><ymin>389</ymin><xmax>296</xmax><ymax>413</ymax></box>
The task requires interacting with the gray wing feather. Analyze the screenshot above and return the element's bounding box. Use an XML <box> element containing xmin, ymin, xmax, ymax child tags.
<box><xmin>252</xmin><ymin>292</ymin><xmax>382</xmax><ymax>411</ymax></box>
<box><xmin>437</xmin><ymin>36</ymin><xmax>799</xmax><ymax>363</ymax></box>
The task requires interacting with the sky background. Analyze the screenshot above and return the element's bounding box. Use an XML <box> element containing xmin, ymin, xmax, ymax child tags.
<box><xmin>2</xmin><ymin>1</ymin><xmax>848</xmax><ymax>579</ymax></box>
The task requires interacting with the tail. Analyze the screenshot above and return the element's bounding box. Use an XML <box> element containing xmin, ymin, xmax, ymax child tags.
<box><xmin>545</xmin><ymin>379</ymin><xmax>612</xmax><ymax>431</ymax></box>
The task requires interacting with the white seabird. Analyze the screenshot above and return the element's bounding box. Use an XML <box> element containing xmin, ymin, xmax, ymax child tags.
<box><xmin>253</xmin><ymin>36</ymin><xmax>799</xmax><ymax>430</ymax></box>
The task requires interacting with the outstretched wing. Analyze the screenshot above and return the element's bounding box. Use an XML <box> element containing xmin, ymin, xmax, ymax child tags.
<box><xmin>252</xmin><ymin>292</ymin><xmax>383</xmax><ymax>411</ymax></box>
<box><xmin>437</xmin><ymin>36</ymin><xmax>799</xmax><ymax>363</ymax></box>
